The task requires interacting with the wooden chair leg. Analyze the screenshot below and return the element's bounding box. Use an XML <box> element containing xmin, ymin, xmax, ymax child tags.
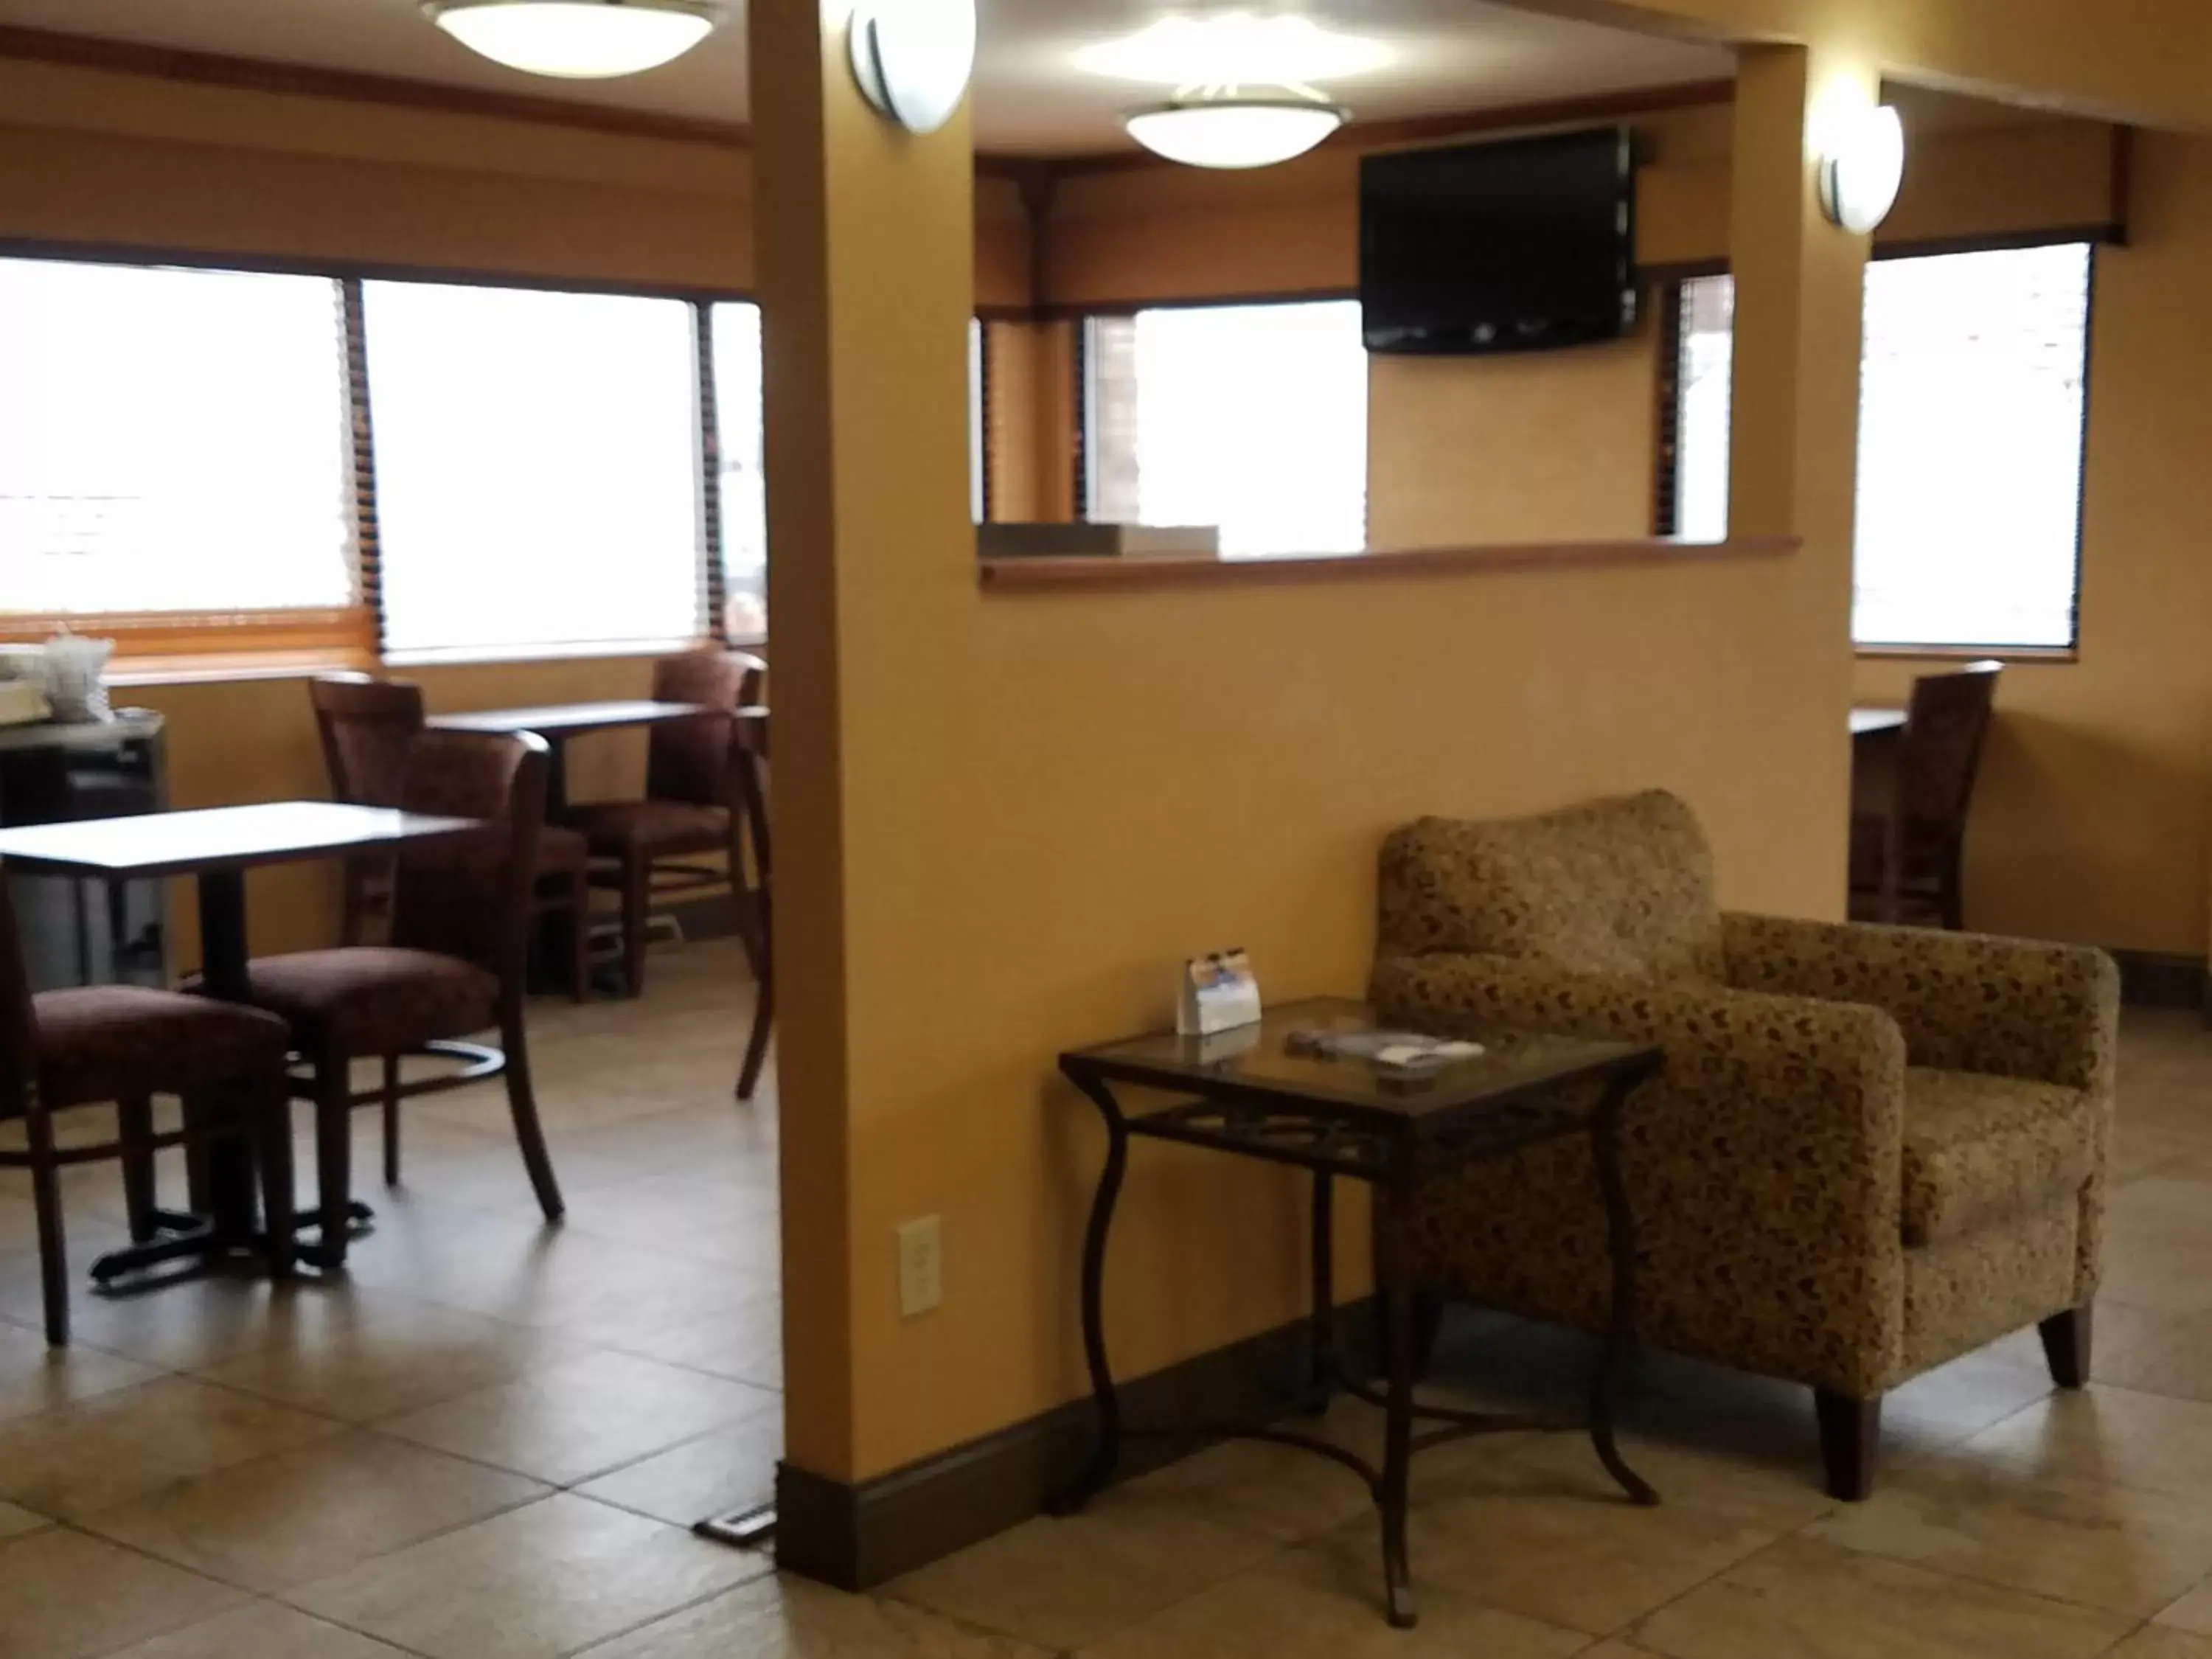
<box><xmin>737</xmin><ymin>964</ymin><xmax>774</xmax><ymax>1102</ymax></box>
<box><xmin>568</xmin><ymin>867</ymin><xmax>591</xmax><ymax>1004</ymax></box>
<box><xmin>2039</xmin><ymin>1302</ymin><xmax>2093</xmax><ymax>1388</ymax></box>
<box><xmin>620</xmin><ymin>854</ymin><xmax>650</xmax><ymax>999</ymax></box>
<box><xmin>380</xmin><ymin>1054</ymin><xmax>402</xmax><ymax>1187</ymax></box>
<box><xmin>116</xmin><ymin>1094</ymin><xmax>161</xmax><ymax>1243</ymax></box>
<box><xmin>24</xmin><ymin>1097</ymin><xmax>69</xmax><ymax>1347</ymax></box>
<box><xmin>254</xmin><ymin>1075</ymin><xmax>297</xmax><ymax>1279</ymax></box>
<box><xmin>499</xmin><ymin>1006</ymin><xmax>565</xmax><ymax>1222</ymax></box>
<box><xmin>1815</xmin><ymin>1389</ymin><xmax>1882</xmax><ymax>1501</ymax></box>
<box><xmin>312</xmin><ymin>1042</ymin><xmax>355</xmax><ymax>1269</ymax></box>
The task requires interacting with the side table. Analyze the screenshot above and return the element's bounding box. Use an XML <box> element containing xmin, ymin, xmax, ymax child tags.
<box><xmin>1052</xmin><ymin>996</ymin><xmax>1665</xmax><ymax>1628</ymax></box>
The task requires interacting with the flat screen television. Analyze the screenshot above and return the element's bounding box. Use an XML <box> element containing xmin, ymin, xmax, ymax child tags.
<box><xmin>1360</xmin><ymin>128</ymin><xmax>1637</xmax><ymax>356</ymax></box>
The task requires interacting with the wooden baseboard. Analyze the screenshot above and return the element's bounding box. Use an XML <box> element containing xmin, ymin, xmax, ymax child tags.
<box><xmin>774</xmin><ymin>1298</ymin><xmax>1375</xmax><ymax>1590</ymax></box>
<box><xmin>2107</xmin><ymin>947</ymin><xmax>2207</xmax><ymax>1013</ymax></box>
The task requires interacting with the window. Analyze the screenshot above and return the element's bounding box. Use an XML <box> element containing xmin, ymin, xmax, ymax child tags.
<box><xmin>709</xmin><ymin>300</ymin><xmax>766</xmax><ymax>641</ymax></box>
<box><xmin>1669</xmin><ymin>243</ymin><xmax>2093</xmax><ymax>650</ymax></box>
<box><xmin>1084</xmin><ymin>300</ymin><xmax>1368</xmax><ymax>556</ymax></box>
<box><xmin>0</xmin><ymin>258</ymin><xmax>355</xmax><ymax>616</ymax></box>
<box><xmin>364</xmin><ymin>280</ymin><xmax>706</xmax><ymax>661</ymax></box>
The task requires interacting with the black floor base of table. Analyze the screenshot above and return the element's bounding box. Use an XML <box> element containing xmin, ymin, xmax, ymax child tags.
<box><xmin>89</xmin><ymin>1199</ymin><xmax>377</xmax><ymax>1285</ymax></box>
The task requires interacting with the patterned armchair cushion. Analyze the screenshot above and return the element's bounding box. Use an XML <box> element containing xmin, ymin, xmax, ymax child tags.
<box><xmin>1902</xmin><ymin>1068</ymin><xmax>2097</xmax><ymax>1246</ymax></box>
<box><xmin>565</xmin><ymin>799</ymin><xmax>731</xmax><ymax>858</ymax></box>
<box><xmin>32</xmin><ymin>986</ymin><xmax>290</xmax><ymax>1110</ymax></box>
<box><xmin>1378</xmin><ymin>790</ymin><xmax>1725</xmax><ymax>982</ymax></box>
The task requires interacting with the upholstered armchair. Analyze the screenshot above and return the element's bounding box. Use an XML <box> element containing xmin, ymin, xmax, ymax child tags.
<box><xmin>1369</xmin><ymin>790</ymin><xmax>2117</xmax><ymax>1499</ymax></box>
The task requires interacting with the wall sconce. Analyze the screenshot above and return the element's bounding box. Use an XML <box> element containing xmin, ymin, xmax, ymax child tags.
<box><xmin>849</xmin><ymin>0</ymin><xmax>977</xmax><ymax>135</ymax></box>
<box><xmin>1820</xmin><ymin>105</ymin><xmax>1906</xmax><ymax>234</ymax></box>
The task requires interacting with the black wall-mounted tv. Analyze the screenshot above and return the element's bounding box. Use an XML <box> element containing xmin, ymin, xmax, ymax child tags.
<box><xmin>1360</xmin><ymin>128</ymin><xmax>1637</xmax><ymax>356</ymax></box>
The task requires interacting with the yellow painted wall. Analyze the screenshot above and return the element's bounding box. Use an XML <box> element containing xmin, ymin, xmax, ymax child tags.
<box><xmin>1856</xmin><ymin>131</ymin><xmax>2212</xmax><ymax>957</ymax></box>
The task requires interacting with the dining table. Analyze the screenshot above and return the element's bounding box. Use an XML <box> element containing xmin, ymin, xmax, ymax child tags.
<box><xmin>0</xmin><ymin>799</ymin><xmax>479</xmax><ymax>1281</ymax></box>
<box><xmin>427</xmin><ymin>700</ymin><xmax>716</xmax><ymax>815</ymax></box>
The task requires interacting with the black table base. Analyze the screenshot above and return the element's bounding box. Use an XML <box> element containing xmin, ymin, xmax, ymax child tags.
<box><xmin>1050</xmin><ymin>1059</ymin><xmax>1660</xmax><ymax>1630</ymax></box>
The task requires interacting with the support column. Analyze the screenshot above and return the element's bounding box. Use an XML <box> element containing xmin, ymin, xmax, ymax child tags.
<box><xmin>750</xmin><ymin>0</ymin><xmax>977</xmax><ymax>1577</ymax></box>
<box><xmin>1727</xmin><ymin>41</ymin><xmax>1877</xmax><ymax>905</ymax></box>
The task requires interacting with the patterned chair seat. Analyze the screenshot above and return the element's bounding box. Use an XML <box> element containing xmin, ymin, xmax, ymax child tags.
<box><xmin>237</xmin><ymin>948</ymin><xmax>498</xmax><ymax>1054</ymax></box>
<box><xmin>1902</xmin><ymin>1067</ymin><xmax>2097</xmax><ymax>1247</ymax></box>
<box><xmin>565</xmin><ymin>799</ymin><xmax>729</xmax><ymax>858</ymax></box>
<box><xmin>35</xmin><ymin>986</ymin><xmax>291</xmax><ymax>1110</ymax></box>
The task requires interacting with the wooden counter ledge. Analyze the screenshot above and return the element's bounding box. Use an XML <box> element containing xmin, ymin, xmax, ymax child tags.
<box><xmin>977</xmin><ymin>536</ymin><xmax>1801</xmax><ymax>593</ymax></box>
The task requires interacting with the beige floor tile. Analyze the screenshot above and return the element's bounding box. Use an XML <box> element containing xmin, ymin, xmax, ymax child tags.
<box><xmin>575</xmin><ymin>1394</ymin><xmax>783</xmax><ymax>1526</ymax></box>
<box><xmin>1804</xmin><ymin>1450</ymin><xmax>2212</xmax><ymax>1616</ymax></box>
<box><xmin>285</xmin><ymin>1492</ymin><xmax>769</xmax><ymax>1659</ymax></box>
<box><xmin>0</xmin><ymin>1270</ymin><xmax>383</xmax><ymax>1375</ymax></box>
<box><xmin>1630</xmin><ymin>1536</ymin><xmax>2130</xmax><ymax>1659</ymax></box>
<box><xmin>2113</xmin><ymin>1632</ymin><xmax>2212</xmax><ymax>1659</ymax></box>
<box><xmin>0</xmin><ymin>1314</ymin><xmax>162</xmax><ymax>1424</ymax></box>
<box><xmin>1961</xmin><ymin>1383</ymin><xmax>2212</xmax><ymax>1500</ymax></box>
<box><xmin>78</xmin><ymin>1427</ymin><xmax>547</xmax><ymax>1593</ymax></box>
<box><xmin>0</xmin><ymin>1497</ymin><xmax>48</xmax><ymax>1539</ymax></box>
<box><xmin>1077</xmin><ymin>1543</ymin><xmax>1590</xmax><ymax>1658</ymax></box>
<box><xmin>1114</xmin><ymin>1430</ymin><xmax>1385</xmax><ymax>1543</ymax></box>
<box><xmin>887</xmin><ymin>1492</ymin><xmax>1280</xmax><ymax>1651</ymax></box>
<box><xmin>2095</xmin><ymin>1304</ymin><xmax>2212</xmax><ymax>1405</ymax></box>
<box><xmin>1306</xmin><ymin>1458</ymin><xmax>1774</xmax><ymax>1638</ymax></box>
<box><xmin>0</xmin><ymin>1374</ymin><xmax>340</xmax><ymax>1520</ymax></box>
<box><xmin>591</xmin><ymin>1289</ymin><xmax>782</xmax><ymax>1388</ymax></box>
<box><xmin>2159</xmin><ymin>1579</ymin><xmax>2212</xmax><ymax>1634</ymax></box>
<box><xmin>1499</xmin><ymin>1428</ymin><xmax>1837</xmax><ymax>1533</ymax></box>
<box><xmin>194</xmin><ymin>1295</ymin><xmax>578</xmax><ymax>1422</ymax></box>
<box><xmin>577</xmin><ymin>1572</ymin><xmax>1046</xmax><ymax>1658</ymax></box>
<box><xmin>0</xmin><ymin>1523</ymin><xmax>246</xmax><ymax>1659</ymax></box>
<box><xmin>378</xmin><ymin>1347</ymin><xmax>773</xmax><ymax>1486</ymax></box>
<box><xmin>102</xmin><ymin>1600</ymin><xmax>418</xmax><ymax>1657</ymax></box>
<box><xmin>551</xmin><ymin>1168</ymin><xmax>780</xmax><ymax>1264</ymax></box>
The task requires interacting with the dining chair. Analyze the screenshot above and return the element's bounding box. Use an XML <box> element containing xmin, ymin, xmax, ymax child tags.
<box><xmin>311</xmin><ymin>673</ymin><xmax>593</xmax><ymax>1012</ymax></box>
<box><xmin>733</xmin><ymin>709</ymin><xmax>773</xmax><ymax>1102</ymax></box>
<box><xmin>232</xmin><ymin>730</ymin><xmax>563</xmax><ymax>1267</ymax></box>
<box><xmin>566</xmin><ymin>650</ymin><xmax>766</xmax><ymax>998</ymax></box>
<box><xmin>1849</xmin><ymin>660</ymin><xmax>2003</xmax><ymax>928</ymax></box>
<box><xmin>0</xmin><ymin>863</ymin><xmax>296</xmax><ymax>1344</ymax></box>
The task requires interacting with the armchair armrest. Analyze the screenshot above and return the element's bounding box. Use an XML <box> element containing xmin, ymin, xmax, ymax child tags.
<box><xmin>1722</xmin><ymin>913</ymin><xmax>2118</xmax><ymax>1093</ymax></box>
<box><xmin>1371</xmin><ymin>950</ymin><xmax>1910</xmax><ymax>1394</ymax></box>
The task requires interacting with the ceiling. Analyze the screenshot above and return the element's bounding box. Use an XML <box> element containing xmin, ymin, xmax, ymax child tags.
<box><xmin>0</xmin><ymin>0</ymin><xmax>1734</xmax><ymax>154</ymax></box>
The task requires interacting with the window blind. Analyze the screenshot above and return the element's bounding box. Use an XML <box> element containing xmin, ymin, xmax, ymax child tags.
<box><xmin>365</xmin><ymin>279</ymin><xmax>706</xmax><ymax>662</ymax></box>
<box><xmin>0</xmin><ymin>258</ymin><xmax>355</xmax><ymax>616</ymax></box>
<box><xmin>1084</xmin><ymin>301</ymin><xmax>1368</xmax><ymax>556</ymax></box>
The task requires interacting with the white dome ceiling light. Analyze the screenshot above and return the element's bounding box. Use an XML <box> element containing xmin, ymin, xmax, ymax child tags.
<box><xmin>1125</xmin><ymin>91</ymin><xmax>1346</xmax><ymax>170</ymax></box>
<box><xmin>1819</xmin><ymin>104</ymin><xmax>1907</xmax><ymax>234</ymax></box>
<box><xmin>849</xmin><ymin>0</ymin><xmax>979</xmax><ymax>136</ymax></box>
<box><xmin>1076</xmin><ymin>14</ymin><xmax>1383</xmax><ymax>171</ymax></box>
<box><xmin>425</xmin><ymin>0</ymin><xmax>718</xmax><ymax>80</ymax></box>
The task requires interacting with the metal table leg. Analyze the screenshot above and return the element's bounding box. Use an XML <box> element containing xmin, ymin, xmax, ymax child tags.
<box><xmin>1590</xmin><ymin>1073</ymin><xmax>1660</xmax><ymax>1506</ymax></box>
<box><xmin>1375</xmin><ymin>1155</ymin><xmax>1420</xmax><ymax>1628</ymax></box>
<box><xmin>1048</xmin><ymin>1074</ymin><xmax>1130</xmax><ymax>1516</ymax></box>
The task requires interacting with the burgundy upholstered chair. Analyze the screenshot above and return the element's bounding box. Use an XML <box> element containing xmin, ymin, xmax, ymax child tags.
<box><xmin>233</xmin><ymin>730</ymin><xmax>563</xmax><ymax>1267</ymax></box>
<box><xmin>311</xmin><ymin>674</ymin><xmax>594</xmax><ymax>1012</ymax></box>
<box><xmin>0</xmin><ymin>868</ymin><xmax>296</xmax><ymax>1345</ymax></box>
<box><xmin>1849</xmin><ymin>661</ymin><xmax>2003</xmax><ymax>929</ymax></box>
<box><xmin>732</xmin><ymin>708</ymin><xmax>773</xmax><ymax>1102</ymax></box>
<box><xmin>565</xmin><ymin>650</ymin><xmax>765</xmax><ymax>998</ymax></box>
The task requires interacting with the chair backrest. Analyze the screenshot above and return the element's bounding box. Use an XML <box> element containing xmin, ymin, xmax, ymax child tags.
<box><xmin>1377</xmin><ymin>789</ymin><xmax>1725</xmax><ymax>983</ymax></box>
<box><xmin>647</xmin><ymin>650</ymin><xmax>765</xmax><ymax>807</ymax></box>
<box><xmin>311</xmin><ymin>673</ymin><xmax>426</xmax><ymax>809</ymax></box>
<box><xmin>732</xmin><ymin>709</ymin><xmax>771</xmax><ymax>897</ymax></box>
<box><xmin>1900</xmin><ymin>661</ymin><xmax>2002</xmax><ymax>835</ymax></box>
<box><xmin>388</xmin><ymin>731</ymin><xmax>547</xmax><ymax>988</ymax></box>
<box><xmin>0</xmin><ymin>869</ymin><xmax>35</xmax><ymax>1124</ymax></box>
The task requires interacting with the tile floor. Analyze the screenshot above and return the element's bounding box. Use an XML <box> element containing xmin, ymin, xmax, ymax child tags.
<box><xmin>5</xmin><ymin>950</ymin><xmax>2212</xmax><ymax>1658</ymax></box>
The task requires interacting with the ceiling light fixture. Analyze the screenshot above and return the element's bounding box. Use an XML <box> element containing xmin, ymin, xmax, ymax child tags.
<box><xmin>1125</xmin><ymin>88</ymin><xmax>1346</xmax><ymax>169</ymax></box>
<box><xmin>425</xmin><ymin>0</ymin><xmax>717</xmax><ymax>80</ymax></box>
<box><xmin>1818</xmin><ymin>104</ymin><xmax>1907</xmax><ymax>234</ymax></box>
